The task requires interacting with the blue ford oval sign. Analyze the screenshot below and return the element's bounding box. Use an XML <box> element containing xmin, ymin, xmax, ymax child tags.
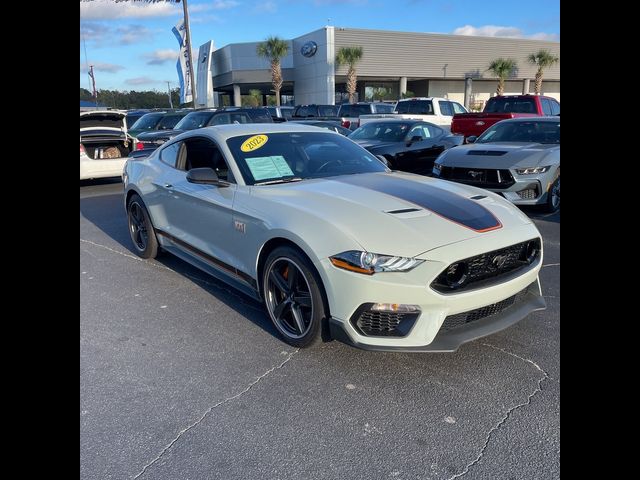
<box><xmin>301</xmin><ymin>41</ymin><xmax>318</xmax><ymax>58</ymax></box>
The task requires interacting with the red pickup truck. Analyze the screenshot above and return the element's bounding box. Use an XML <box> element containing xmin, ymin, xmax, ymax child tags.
<box><xmin>451</xmin><ymin>95</ymin><xmax>560</xmax><ymax>139</ymax></box>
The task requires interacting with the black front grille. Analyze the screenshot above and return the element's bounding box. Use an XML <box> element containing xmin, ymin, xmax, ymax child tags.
<box><xmin>440</xmin><ymin>286</ymin><xmax>530</xmax><ymax>331</ymax></box>
<box><xmin>350</xmin><ymin>304</ymin><xmax>420</xmax><ymax>337</ymax></box>
<box><xmin>431</xmin><ymin>238</ymin><xmax>541</xmax><ymax>293</ymax></box>
<box><xmin>439</xmin><ymin>166</ymin><xmax>515</xmax><ymax>189</ymax></box>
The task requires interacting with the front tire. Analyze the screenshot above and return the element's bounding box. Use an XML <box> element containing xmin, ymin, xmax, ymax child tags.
<box><xmin>262</xmin><ymin>246</ymin><xmax>328</xmax><ymax>348</ymax></box>
<box><xmin>543</xmin><ymin>175</ymin><xmax>560</xmax><ymax>213</ymax></box>
<box><xmin>127</xmin><ymin>194</ymin><xmax>159</xmax><ymax>259</ymax></box>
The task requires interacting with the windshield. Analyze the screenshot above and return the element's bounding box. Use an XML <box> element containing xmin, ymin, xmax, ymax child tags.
<box><xmin>226</xmin><ymin>132</ymin><xmax>387</xmax><ymax>185</ymax></box>
<box><xmin>130</xmin><ymin>113</ymin><xmax>164</xmax><ymax>130</ymax></box>
<box><xmin>174</xmin><ymin>111</ymin><xmax>215</xmax><ymax>130</ymax></box>
<box><xmin>318</xmin><ymin>105</ymin><xmax>339</xmax><ymax>116</ymax></box>
<box><xmin>484</xmin><ymin>97</ymin><xmax>537</xmax><ymax>113</ymax></box>
<box><xmin>349</xmin><ymin>122</ymin><xmax>411</xmax><ymax>142</ymax></box>
<box><xmin>395</xmin><ymin>100</ymin><xmax>433</xmax><ymax>114</ymax></box>
<box><xmin>477</xmin><ymin>120</ymin><xmax>560</xmax><ymax>144</ymax></box>
<box><xmin>156</xmin><ymin>113</ymin><xmax>186</xmax><ymax>130</ymax></box>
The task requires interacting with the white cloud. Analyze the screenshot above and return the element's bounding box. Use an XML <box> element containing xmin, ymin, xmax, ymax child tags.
<box><xmin>253</xmin><ymin>1</ymin><xmax>277</xmax><ymax>13</ymax></box>
<box><xmin>125</xmin><ymin>76</ymin><xmax>160</xmax><ymax>86</ymax></box>
<box><xmin>116</xmin><ymin>24</ymin><xmax>154</xmax><ymax>45</ymax></box>
<box><xmin>80</xmin><ymin>62</ymin><xmax>125</xmax><ymax>74</ymax></box>
<box><xmin>144</xmin><ymin>49</ymin><xmax>178</xmax><ymax>65</ymax></box>
<box><xmin>211</xmin><ymin>0</ymin><xmax>240</xmax><ymax>9</ymax></box>
<box><xmin>453</xmin><ymin>24</ymin><xmax>559</xmax><ymax>41</ymax></box>
<box><xmin>80</xmin><ymin>0</ymin><xmax>181</xmax><ymax>20</ymax></box>
<box><xmin>529</xmin><ymin>32</ymin><xmax>560</xmax><ymax>41</ymax></box>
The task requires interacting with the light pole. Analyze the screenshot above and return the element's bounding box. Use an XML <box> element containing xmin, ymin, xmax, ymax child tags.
<box><xmin>167</xmin><ymin>81</ymin><xmax>173</xmax><ymax>108</ymax></box>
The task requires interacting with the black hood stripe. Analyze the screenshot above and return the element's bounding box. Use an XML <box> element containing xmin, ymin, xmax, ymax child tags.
<box><xmin>336</xmin><ymin>174</ymin><xmax>502</xmax><ymax>232</ymax></box>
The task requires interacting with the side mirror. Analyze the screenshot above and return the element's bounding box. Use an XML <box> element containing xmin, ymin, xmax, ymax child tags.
<box><xmin>466</xmin><ymin>135</ymin><xmax>477</xmax><ymax>144</ymax></box>
<box><xmin>375</xmin><ymin>155</ymin><xmax>389</xmax><ymax>167</ymax></box>
<box><xmin>186</xmin><ymin>167</ymin><xmax>227</xmax><ymax>186</ymax></box>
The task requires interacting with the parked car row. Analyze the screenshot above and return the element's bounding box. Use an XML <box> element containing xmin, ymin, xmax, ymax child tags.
<box><xmin>82</xmin><ymin>100</ymin><xmax>560</xmax><ymax>215</ymax></box>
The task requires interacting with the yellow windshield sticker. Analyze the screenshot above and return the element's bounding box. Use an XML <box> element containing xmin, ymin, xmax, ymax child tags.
<box><xmin>240</xmin><ymin>134</ymin><xmax>268</xmax><ymax>152</ymax></box>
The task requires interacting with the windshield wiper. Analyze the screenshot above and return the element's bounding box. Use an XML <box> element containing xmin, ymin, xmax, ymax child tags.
<box><xmin>255</xmin><ymin>177</ymin><xmax>303</xmax><ymax>185</ymax></box>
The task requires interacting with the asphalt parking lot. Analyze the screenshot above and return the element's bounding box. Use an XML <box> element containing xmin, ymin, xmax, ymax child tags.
<box><xmin>80</xmin><ymin>179</ymin><xmax>560</xmax><ymax>480</ymax></box>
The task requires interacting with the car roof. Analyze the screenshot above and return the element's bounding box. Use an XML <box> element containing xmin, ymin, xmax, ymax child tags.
<box><xmin>186</xmin><ymin>122</ymin><xmax>337</xmax><ymax>142</ymax></box>
<box><xmin>497</xmin><ymin>116</ymin><xmax>560</xmax><ymax>124</ymax></box>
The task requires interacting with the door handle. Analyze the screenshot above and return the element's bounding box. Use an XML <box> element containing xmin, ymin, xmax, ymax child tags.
<box><xmin>164</xmin><ymin>183</ymin><xmax>173</xmax><ymax>188</ymax></box>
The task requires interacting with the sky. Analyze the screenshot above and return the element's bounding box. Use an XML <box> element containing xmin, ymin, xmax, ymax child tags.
<box><xmin>80</xmin><ymin>0</ymin><xmax>560</xmax><ymax>92</ymax></box>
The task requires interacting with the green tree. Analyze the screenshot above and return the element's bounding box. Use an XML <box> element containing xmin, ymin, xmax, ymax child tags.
<box><xmin>242</xmin><ymin>89</ymin><xmax>262</xmax><ymax>107</ymax></box>
<box><xmin>256</xmin><ymin>36</ymin><xmax>289</xmax><ymax>106</ymax></box>
<box><xmin>527</xmin><ymin>49</ymin><xmax>559</xmax><ymax>95</ymax></box>
<box><xmin>336</xmin><ymin>46</ymin><xmax>364</xmax><ymax>104</ymax></box>
<box><xmin>401</xmin><ymin>90</ymin><xmax>415</xmax><ymax>99</ymax></box>
<box><xmin>486</xmin><ymin>58</ymin><xmax>517</xmax><ymax>96</ymax></box>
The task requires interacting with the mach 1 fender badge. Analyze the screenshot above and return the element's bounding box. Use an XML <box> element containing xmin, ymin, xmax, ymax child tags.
<box><xmin>234</xmin><ymin>221</ymin><xmax>246</xmax><ymax>234</ymax></box>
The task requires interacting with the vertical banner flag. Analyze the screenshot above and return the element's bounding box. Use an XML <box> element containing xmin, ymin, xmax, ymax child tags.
<box><xmin>172</xmin><ymin>19</ymin><xmax>193</xmax><ymax>104</ymax></box>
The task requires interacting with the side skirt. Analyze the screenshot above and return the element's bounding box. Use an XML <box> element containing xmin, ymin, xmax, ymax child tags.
<box><xmin>155</xmin><ymin>229</ymin><xmax>261</xmax><ymax>302</ymax></box>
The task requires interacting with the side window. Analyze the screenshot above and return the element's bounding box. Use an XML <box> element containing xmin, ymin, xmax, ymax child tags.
<box><xmin>438</xmin><ymin>101</ymin><xmax>453</xmax><ymax>116</ymax></box>
<box><xmin>452</xmin><ymin>102</ymin><xmax>467</xmax><ymax>114</ymax></box>
<box><xmin>408</xmin><ymin>125</ymin><xmax>426</xmax><ymax>140</ymax></box>
<box><xmin>180</xmin><ymin>138</ymin><xmax>235</xmax><ymax>183</ymax></box>
<box><xmin>209</xmin><ymin>113</ymin><xmax>231</xmax><ymax>125</ymax></box>
<box><xmin>339</xmin><ymin>105</ymin><xmax>351</xmax><ymax>117</ymax></box>
<box><xmin>296</xmin><ymin>106</ymin><xmax>311</xmax><ymax>117</ymax></box>
<box><xmin>422</xmin><ymin>124</ymin><xmax>442</xmax><ymax>138</ymax></box>
<box><xmin>230</xmin><ymin>113</ymin><xmax>249</xmax><ymax>124</ymax></box>
<box><xmin>159</xmin><ymin>141</ymin><xmax>181</xmax><ymax>168</ymax></box>
<box><xmin>541</xmin><ymin>98</ymin><xmax>553</xmax><ymax>116</ymax></box>
<box><xmin>550</xmin><ymin>100</ymin><xmax>560</xmax><ymax>116</ymax></box>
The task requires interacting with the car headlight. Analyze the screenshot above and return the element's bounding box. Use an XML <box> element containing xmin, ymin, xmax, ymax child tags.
<box><xmin>433</xmin><ymin>162</ymin><xmax>442</xmax><ymax>171</ymax></box>
<box><xmin>329</xmin><ymin>250</ymin><xmax>424</xmax><ymax>275</ymax></box>
<box><xmin>515</xmin><ymin>166</ymin><xmax>551</xmax><ymax>175</ymax></box>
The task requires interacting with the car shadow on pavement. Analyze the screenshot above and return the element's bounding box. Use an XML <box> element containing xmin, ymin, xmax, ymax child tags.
<box><xmin>80</xmin><ymin>192</ymin><xmax>282</xmax><ymax>342</ymax></box>
<box><xmin>519</xmin><ymin>206</ymin><xmax>560</xmax><ymax>223</ymax></box>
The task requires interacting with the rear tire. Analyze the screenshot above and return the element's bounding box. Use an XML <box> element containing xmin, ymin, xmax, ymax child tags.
<box><xmin>262</xmin><ymin>246</ymin><xmax>328</xmax><ymax>348</ymax></box>
<box><xmin>127</xmin><ymin>194</ymin><xmax>159</xmax><ymax>259</ymax></box>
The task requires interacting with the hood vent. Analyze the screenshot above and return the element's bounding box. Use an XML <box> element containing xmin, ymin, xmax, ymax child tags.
<box><xmin>469</xmin><ymin>195</ymin><xmax>487</xmax><ymax>200</ymax></box>
<box><xmin>467</xmin><ymin>150</ymin><xmax>508</xmax><ymax>156</ymax></box>
<box><xmin>386</xmin><ymin>208</ymin><xmax>421</xmax><ymax>214</ymax></box>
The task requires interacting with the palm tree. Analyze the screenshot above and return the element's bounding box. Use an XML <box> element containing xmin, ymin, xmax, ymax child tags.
<box><xmin>256</xmin><ymin>36</ymin><xmax>289</xmax><ymax>106</ymax></box>
<box><xmin>528</xmin><ymin>49</ymin><xmax>559</xmax><ymax>95</ymax></box>
<box><xmin>486</xmin><ymin>58</ymin><xmax>517</xmax><ymax>96</ymax></box>
<box><xmin>336</xmin><ymin>46</ymin><xmax>364</xmax><ymax>104</ymax></box>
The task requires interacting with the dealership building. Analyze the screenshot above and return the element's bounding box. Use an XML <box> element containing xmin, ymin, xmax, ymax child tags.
<box><xmin>195</xmin><ymin>27</ymin><xmax>559</xmax><ymax>109</ymax></box>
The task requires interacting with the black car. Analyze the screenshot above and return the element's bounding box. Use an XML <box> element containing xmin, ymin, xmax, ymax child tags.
<box><xmin>348</xmin><ymin>120</ymin><xmax>464</xmax><ymax>175</ymax></box>
<box><xmin>292</xmin><ymin>104</ymin><xmax>340</xmax><ymax>119</ymax></box>
<box><xmin>128</xmin><ymin>111</ymin><xmax>189</xmax><ymax>138</ymax></box>
<box><xmin>135</xmin><ymin>108</ymin><xmax>273</xmax><ymax>153</ymax></box>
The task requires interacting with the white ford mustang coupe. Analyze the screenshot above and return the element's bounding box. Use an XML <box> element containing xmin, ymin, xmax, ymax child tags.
<box><xmin>123</xmin><ymin>123</ymin><xmax>545</xmax><ymax>351</ymax></box>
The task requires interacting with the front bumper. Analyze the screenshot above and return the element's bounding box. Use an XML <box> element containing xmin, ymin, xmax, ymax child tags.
<box><xmin>329</xmin><ymin>280</ymin><xmax>545</xmax><ymax>352</ymax></box>
<box><xmin>432</xmin><ymin>166</ymin><xmax>555</xmax><ymax>206</ymax></box>
<box><xmin>316</xmin><ymin>224</ymin><xmax>545</xmax><ymax>351</ymax></box>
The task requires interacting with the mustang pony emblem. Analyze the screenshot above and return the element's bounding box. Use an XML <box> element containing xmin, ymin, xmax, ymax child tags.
<box><xmin>492</xmin><ymin>254</ymin><xmax>508</xmax><ymax>268</ymax></box>
<box><xmin>468</xmin><ymin>170</ymin><xmax>483</xmax><ymax>179</ymax></box>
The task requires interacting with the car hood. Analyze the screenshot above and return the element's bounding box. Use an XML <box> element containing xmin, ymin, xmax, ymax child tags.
<box><xmin>137</xmin><ymin>129</ymin><xmax>184</xmax><ymax>142</ymax></box>
<box><xmin>249</xmin><ymin>171</ymin><xmax>533</xmax><ymax>258</ymax></box>
<box><xmin>437</xmin><ymin>142</ymin><xmax>559</xmax><ymax>169</ymax></box>
<box><xmin>352</xmin><ymin>139</ymin><xmax>400</xmax><ymax>150</ymax></box>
